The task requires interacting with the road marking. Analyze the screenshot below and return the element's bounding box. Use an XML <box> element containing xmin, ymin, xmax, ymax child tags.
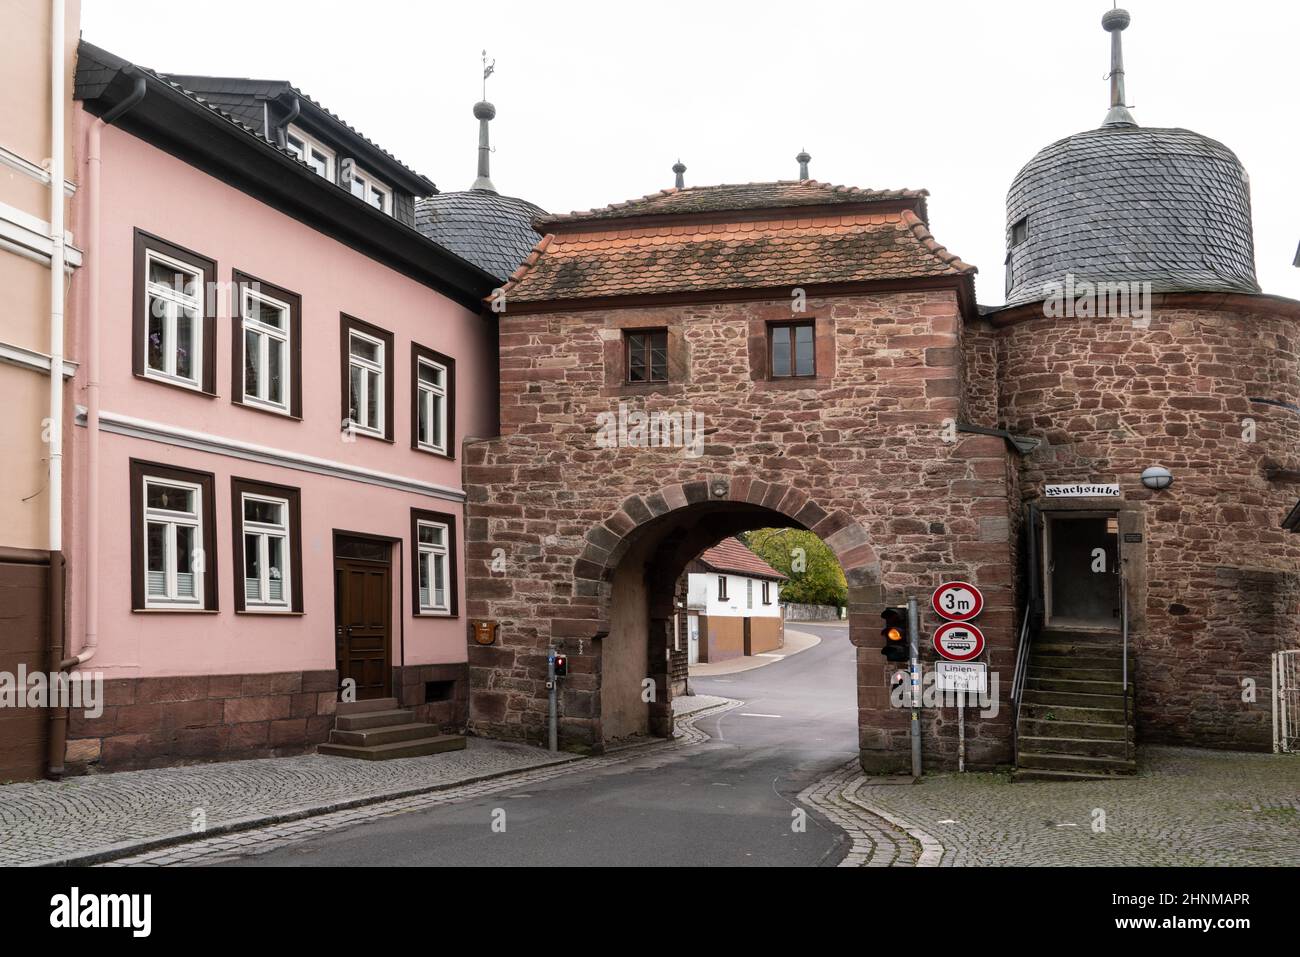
<box><xmin>756</xmin><ymin>653</ymin><xmax>785</xmax><ymax>659</ymax></box>
<box><xmin>739</xmin><ymin>712</ymin><xmax>782</xmax><ymax>718</ymax></box>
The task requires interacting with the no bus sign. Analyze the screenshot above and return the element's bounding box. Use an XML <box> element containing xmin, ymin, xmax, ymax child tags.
<box><xmin>933</xmin><ymin>621</ymin><xmax>986</xmax><ymax>662</ymax></box>
<box><xmin>932</xmin><ymin>581</ymin><xmax>983</xmax><ymax>621</ymax></box>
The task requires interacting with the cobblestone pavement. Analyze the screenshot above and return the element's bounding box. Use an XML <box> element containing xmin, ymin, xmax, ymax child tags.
<box><xmin>2</xmin><ymin>738</ymin><xmax>582</xmax><ymax>867</ymax></box>
<box><xmin>843</xmin><ymin>747</ymin><xmax>1300</xmax><ymax>867</ymax></box>
<box><xmin>97</xmin><ymin>696</ymin><xmax>741</xmax><ymax>866</ymax></box>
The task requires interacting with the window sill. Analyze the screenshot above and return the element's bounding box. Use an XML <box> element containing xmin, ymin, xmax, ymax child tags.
<box><xmin>414</xmin><ymin>610</ymin><xmax>457</xmax><ymax>618</ymax></box>
<box><xmin>413</xmin><ymin>444</ymin><xmax>455</xmax><ymax>460</ymax></box>
<box><xmin>603</xmin><ymin>381</ymin><xmax>686</xmax><ymax>399</ymax></box>
<box><xmin>344</xmin><ymin>427</ymin><xmax>393</xmax><ymax>444</ymax></box>
<box><xmin>753</xmin><ymin>376</ymin><xmax>832</xmax><ymax>392</ymax></box>
<box><xmin>236</xmin><ymin>608</ymin><xmax>304</xmax><ymax>616</ymax></box>
<box><xmin>236</xmin><ymin>398</ymin><xmax>300</xmax><ymax>421</ymax></box>
<box><xmin>133</xmin><ymin>607</ymin><xmax>218</xmax><ymax>614</ymax></box>
<box><xmin>136</xmin><ymin>371</ymin><xmax>215</xmax><ymax>398</ymax></box>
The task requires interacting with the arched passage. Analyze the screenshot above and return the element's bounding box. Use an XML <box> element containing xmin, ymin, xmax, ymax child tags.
<box><xmin>570</xmin><ymin>478</ymin><xmax>882</xmax><ymax>748</ymax></box>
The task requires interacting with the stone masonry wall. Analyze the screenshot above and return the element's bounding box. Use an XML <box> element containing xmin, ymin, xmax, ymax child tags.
<box><xmin>465</xmin><ymin>289</ymin><xmax>1018</xmax><ymax>770</ymax></box>
<box><xmin>996</xmin><ymin>304</ymin><xmax>1300</xmax><ymax>749</ymax></box>
<box><xmin>64</xmin><ymin>669</ymin><xmax>338</xmax><ymax>774</ymax></box>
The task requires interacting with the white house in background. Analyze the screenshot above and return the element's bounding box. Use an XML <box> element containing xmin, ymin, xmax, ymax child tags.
<box><xmin>683</xmin><ymin>538</ymin><xmax>785</xmax><ymax>664</ymax></box>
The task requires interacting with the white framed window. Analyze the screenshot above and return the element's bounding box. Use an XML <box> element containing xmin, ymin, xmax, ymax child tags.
<box><xmin>347</xmin><ymin>163</ymin><xmax>391</xmax><ymax>214</ymax></box>
<box><xmin>285</xmin><ymin>125</ymin><xmax>334</xmax><ymax>181</ymax></box>
<box><xmin>143</xmin><ymin>477</ymin><xmax>204</xmax><ymax>608</ymax></box>
<box><xmin>143</xmin><ymin>250</ymin><xmax>203</xmax><ymax>389</ymax></box>
<box><xmin>417</xmin><ymin>520</ymin><xmax>450</xmax><ymax>614</ymax></box>
<box><xmin>241</xmin><ymin>288</ymin><xmax>291</xmax><ymax>412</ymax></box>
<box><xmin>241</xmin><ymin>493</ymin><xmax>290</xmax><ymax>610</ymax></box>
<box><xmin>416</xmin><ymin>356</ymin><xmax>448</xmax><ymax>454</ymax></box>
<box><xmin>747</xmin><ymin>578</ymin><xmax>753</xmax><ymax>610</ymax></box>
<box><xmin>347</xmin><ymin>329</ymin><xmax>385</xmax><ymax>436</ymax></box>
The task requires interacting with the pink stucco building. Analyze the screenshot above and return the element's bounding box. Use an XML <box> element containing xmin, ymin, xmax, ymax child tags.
<box><xmin>57</xmin><ymin>41</ymin><xmax>532</xmax><ymax>773</ymax></box>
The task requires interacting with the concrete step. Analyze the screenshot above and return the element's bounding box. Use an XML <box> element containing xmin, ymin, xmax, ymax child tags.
<box><xmin>334</xmin><ymin>708</ymin><xmax>416</xmax><ymax>731</ymax></box>
<box><xmin>1020</xmin><ymin>701</ymin><xmax>1126</xmax><ymax>723</ymax></box>
<box><xmin>329</xmin><ymin>722</ymin><xmax>444</xmax><ymax>747</ymax></box>
<box><xmin>1022</xmin><ymin>688</ymin><xmax>1130</xmax><ymax>709</ymax></box>
<box><xmin>1033</xmin><ymin>642</ymin><xmax>1124</xmax><ymax>657</ymax></box>
<box><xmin>1029</xmin><ymin>652</ymin><xmax>1125</xmax><ymax>668</ymax></box>
<box><xmin>336</xmin><ymin>696</ymin><xmax>399</xmax><ymax>716</ymax></box>
<box><xmin>1012</xmin><ymin>767</ymin><xmax>1128</xmax><ymax>783</ymax></box>
<box><xmin>1039</xmin><ymin>629</ymin><xmax>1121</xmax><ymax>643</ymax></box>
<box><xmin>1026</xmin><ymin>676</ymin><xmax>1133</xmax><ymax>696</ymax></box>
<box><xmin>1028</xmin><ymin>665</ymin><xmax>1125</xmax><ymax>682</ymax></box>
<box><xmin>318</xmin><ymin>734</ymin><xmax>467</xmax><ymax>761</ymax></box>
<box><xmin>1018</xmin><ymin>735</ymin><xmax>1131</xmax><ymax>759</ymax></box>
<box><xmin>1016</xmin><ymin>751</ymin><xmax>1137</xmax><ymax>775</ymax></box>
<box><xmin>1020</xmin><ymin>718</ymin><xmax>1131</xmax><ymax>740</ymax></box>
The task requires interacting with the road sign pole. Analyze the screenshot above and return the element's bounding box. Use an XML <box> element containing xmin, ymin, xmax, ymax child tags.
<box><xmin>907</xmin><ymin>596</ymin><xmax>922</xmax><ymax>778</ymax></box>
<box><xmin>547</xmin><ymin>651</ymin><xmax>558</xmax><ymax>752</ymax></box>
<box><xmin>958</xmin><ymin>687</ymin><xmax>966</xmax><ymax>772</ymax></box>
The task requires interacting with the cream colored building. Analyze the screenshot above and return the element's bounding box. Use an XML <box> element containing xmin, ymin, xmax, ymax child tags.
<box><xmin>0</xmin><ymin>0</ymin><xmax>81</xmax><ymax>780</ymax></box>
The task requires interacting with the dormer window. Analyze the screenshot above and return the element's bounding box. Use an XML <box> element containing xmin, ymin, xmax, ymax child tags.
<box><xmin>1011</xmin><ymin>216</ymin><xmax>1029</xmax><ymax>247</ymax></box>
<box><xmin>342</xmin><ymin>159</ymin><xmax>391</xmax><ymax>214</ymax></box>
<box><xmin>285</xmin><ymin>125</ymin><xmax>334</xmax><ymax>181</ymax></box>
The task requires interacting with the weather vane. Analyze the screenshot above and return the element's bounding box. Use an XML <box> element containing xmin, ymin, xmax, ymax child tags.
<box><xmin>482</xmin><ymin>49</ymin><xmax>495</xmax><ymax>100</ymax></box>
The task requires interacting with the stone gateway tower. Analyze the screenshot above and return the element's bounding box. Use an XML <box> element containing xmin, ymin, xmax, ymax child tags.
<box><xmin>465</xmin><ymin>9</ymin><xmax>1299</xmax><ymax>773</ymax></box>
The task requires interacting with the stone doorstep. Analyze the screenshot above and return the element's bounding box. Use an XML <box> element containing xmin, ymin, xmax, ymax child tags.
<box><xmin>24</xmin><ymin>749</ymin><xmax>583</xmax><ymax>869</ymax></box>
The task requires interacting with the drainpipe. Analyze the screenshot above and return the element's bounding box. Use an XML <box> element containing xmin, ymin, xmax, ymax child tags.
<box><xmin>47</xmin><ymin>65</ymin><xmax>146</xmax><ymax>778</ymax></box>
<box><xmin>269</xmin><ymin>94</ymin><xmax>299</xmax><ymax>149</ymax></box>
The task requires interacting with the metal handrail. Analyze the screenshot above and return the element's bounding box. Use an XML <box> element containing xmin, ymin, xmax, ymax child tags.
<box><xmin>1010</xmin><ymin>607</ymin><xmax>1033</xmax><ymax>764</ymax></box>
<box><xmin>1121</xmin><ymin>572</ymin><xmax>1131</xmax><ymax>762</ymax></box>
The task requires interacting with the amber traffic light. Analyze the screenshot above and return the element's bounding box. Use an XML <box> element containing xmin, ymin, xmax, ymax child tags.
<box><xmin>880</xmin><ymin>606</ymin><xmax>909</xmax><ymax>662</ymax></box>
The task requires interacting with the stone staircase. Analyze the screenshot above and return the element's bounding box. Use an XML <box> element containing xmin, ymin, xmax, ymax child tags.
<box><xmin>318</xmin><ymin>697</ymin><xmax>466</xmax><ymax>760</ymax></box>
<box><xmin>1014</xmin><ymin>629</ymin><xmax>1136</xmax><ymax>782</ymax></box>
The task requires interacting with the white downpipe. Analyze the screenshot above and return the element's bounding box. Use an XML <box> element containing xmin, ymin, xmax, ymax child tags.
<box><xmin>47</xmin><ymin>0</ymin><xmax>65</xmax><ymax>557</ymax></box>
<box><xmin>73</xmin><ymin>115</ymin><xmax>102</xmax><ymax>669</ymax></box>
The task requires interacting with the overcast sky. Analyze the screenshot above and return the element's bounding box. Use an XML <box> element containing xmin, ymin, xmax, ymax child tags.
<box><xmin>82</xmin><ymin>0</ymin><xmax>1299</xmax><ymax>305</ymax></box>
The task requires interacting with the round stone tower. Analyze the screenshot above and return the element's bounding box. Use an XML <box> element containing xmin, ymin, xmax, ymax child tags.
<box><xmin>982</xmin><ymin>9</ymin><xmax>1300</xmax><ymax>755</ymax></box>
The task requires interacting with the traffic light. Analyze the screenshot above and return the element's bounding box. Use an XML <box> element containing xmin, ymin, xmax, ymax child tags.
<box><xmin>553</xmin><ymin>654</ymin><xmax>568</xmax><ymax>677</ymax></box>
<box><xmin>880</xmin><ymin>606</ymin><xmax>909</xmax><ymax>662</ymax></box>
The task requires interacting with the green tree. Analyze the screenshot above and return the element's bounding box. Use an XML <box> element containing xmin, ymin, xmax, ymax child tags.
<box><xmin>742</xmin><ymin>528</ymin><xmax>847</xmax><ymax>608</ymax></box>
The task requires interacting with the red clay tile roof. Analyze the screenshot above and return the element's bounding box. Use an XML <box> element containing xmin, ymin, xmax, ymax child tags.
<box><xmin>500</xmin><ymin>204</ymin><xmax>974</xmax><ymax>303</ymax></box>
<box><xmin>537</xmin><ymin>180</ymin><xmax>929</xmax><ymax>226</ymax></box>
<box><xmin>697</xmin><ymin>538</ymin><xmax>787</xmax><ymax>580</ymax></box>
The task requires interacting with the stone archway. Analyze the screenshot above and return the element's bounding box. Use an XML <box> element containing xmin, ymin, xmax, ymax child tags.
<box><xmin>469</xmin><ymin>475</ymin><xmax>885</xmax><ymax>756</ymax></box>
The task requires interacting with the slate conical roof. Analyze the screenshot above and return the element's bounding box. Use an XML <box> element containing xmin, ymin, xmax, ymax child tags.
<box><xmin>1002</xmin><ymin>8</ymin><xmax>1259</xmax><ymax>306</ymax></box>
<box><xmin>1003</xmin><ymin>125</ymin><xmax>1259</xmax><ymax>305</ymax></box>
<box><xmin>416</xmin><ymin>190</ymin><xmax>543</xmax><ymax>284</ymax></box>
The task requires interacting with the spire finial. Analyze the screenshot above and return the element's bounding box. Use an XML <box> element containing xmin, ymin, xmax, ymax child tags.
<box><xmin>471</xmin><ymin>50</ymin><xmax>497</xmax><ymax>192</ymax></box>
<box><xmin>1101</xmin><ymin>7</ymin><xmax>1137</xmax><ymax>127</ymax></box>
<box><xmin>796</xmin><ymin>149</ymin><xmax>811</xmax><ymax>180</ymax></box>
<box><xmin>672</xmin><ymin>159</ymin><xmax>686</xmax><ymax>189</ymax></box>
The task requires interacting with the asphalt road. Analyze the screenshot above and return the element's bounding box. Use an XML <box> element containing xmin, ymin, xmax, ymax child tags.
<box><xmin>231</xmin><ymin>621</ymin><xmax>858</xmax><ymax>867</ymax></box>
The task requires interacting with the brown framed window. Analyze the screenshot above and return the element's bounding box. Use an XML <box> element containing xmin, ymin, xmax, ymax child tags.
<box><xmin>231</xmin><ymin>477</ymin><xmax>303</xmax><ymax>614</ymax></box>
<box><xmin>762</xmin><ymin>581</ymin><xmax>772</xmax><ymax>605</ymax></box>
<box><xmin>769</xmin><ymin>321</ymin><xmax>815</xmax><ymax>378</ymax></box>
<box><xmin>625</xmin><ymin>329</ymin><xmax>668</xmax><ymax>383</ymax></box>
<box><xmin>132</xmin><ymin>229</ymin><xmax>218</xmax><ymax>395</ymax></box>
<box><xmin>232</xmin><ymin>271</ymin><xmax>302</xmax><ymax>419</ymax></box>
<box><xmin>411</xmin><ymin>343</ymin><xmax>455</xmax><ymax>458</ymax></box>
<box><xmin>717</xmin><ymin>575</ymin><xmax>729</xmax><ymax>601</ymax></box>
<box><xmin>129</xmin><ymin>459</ymin><xmax>218</xmax><ymax>612</ymax></box>
<box><xmin>340</xmin><ymin>314</ymin><xmax>395</xmax><ymax>441</ymax></box>
<box><xmin>411</xmin><ymin>508</ymin><xmax>458</xmax><ymax>617</ymax></box>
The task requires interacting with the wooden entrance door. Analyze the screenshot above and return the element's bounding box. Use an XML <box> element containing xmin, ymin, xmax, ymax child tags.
<box><xmin>334</xmin><ymin>548</ymin><xmax>392</xmax><ymax>700</ymax></box>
